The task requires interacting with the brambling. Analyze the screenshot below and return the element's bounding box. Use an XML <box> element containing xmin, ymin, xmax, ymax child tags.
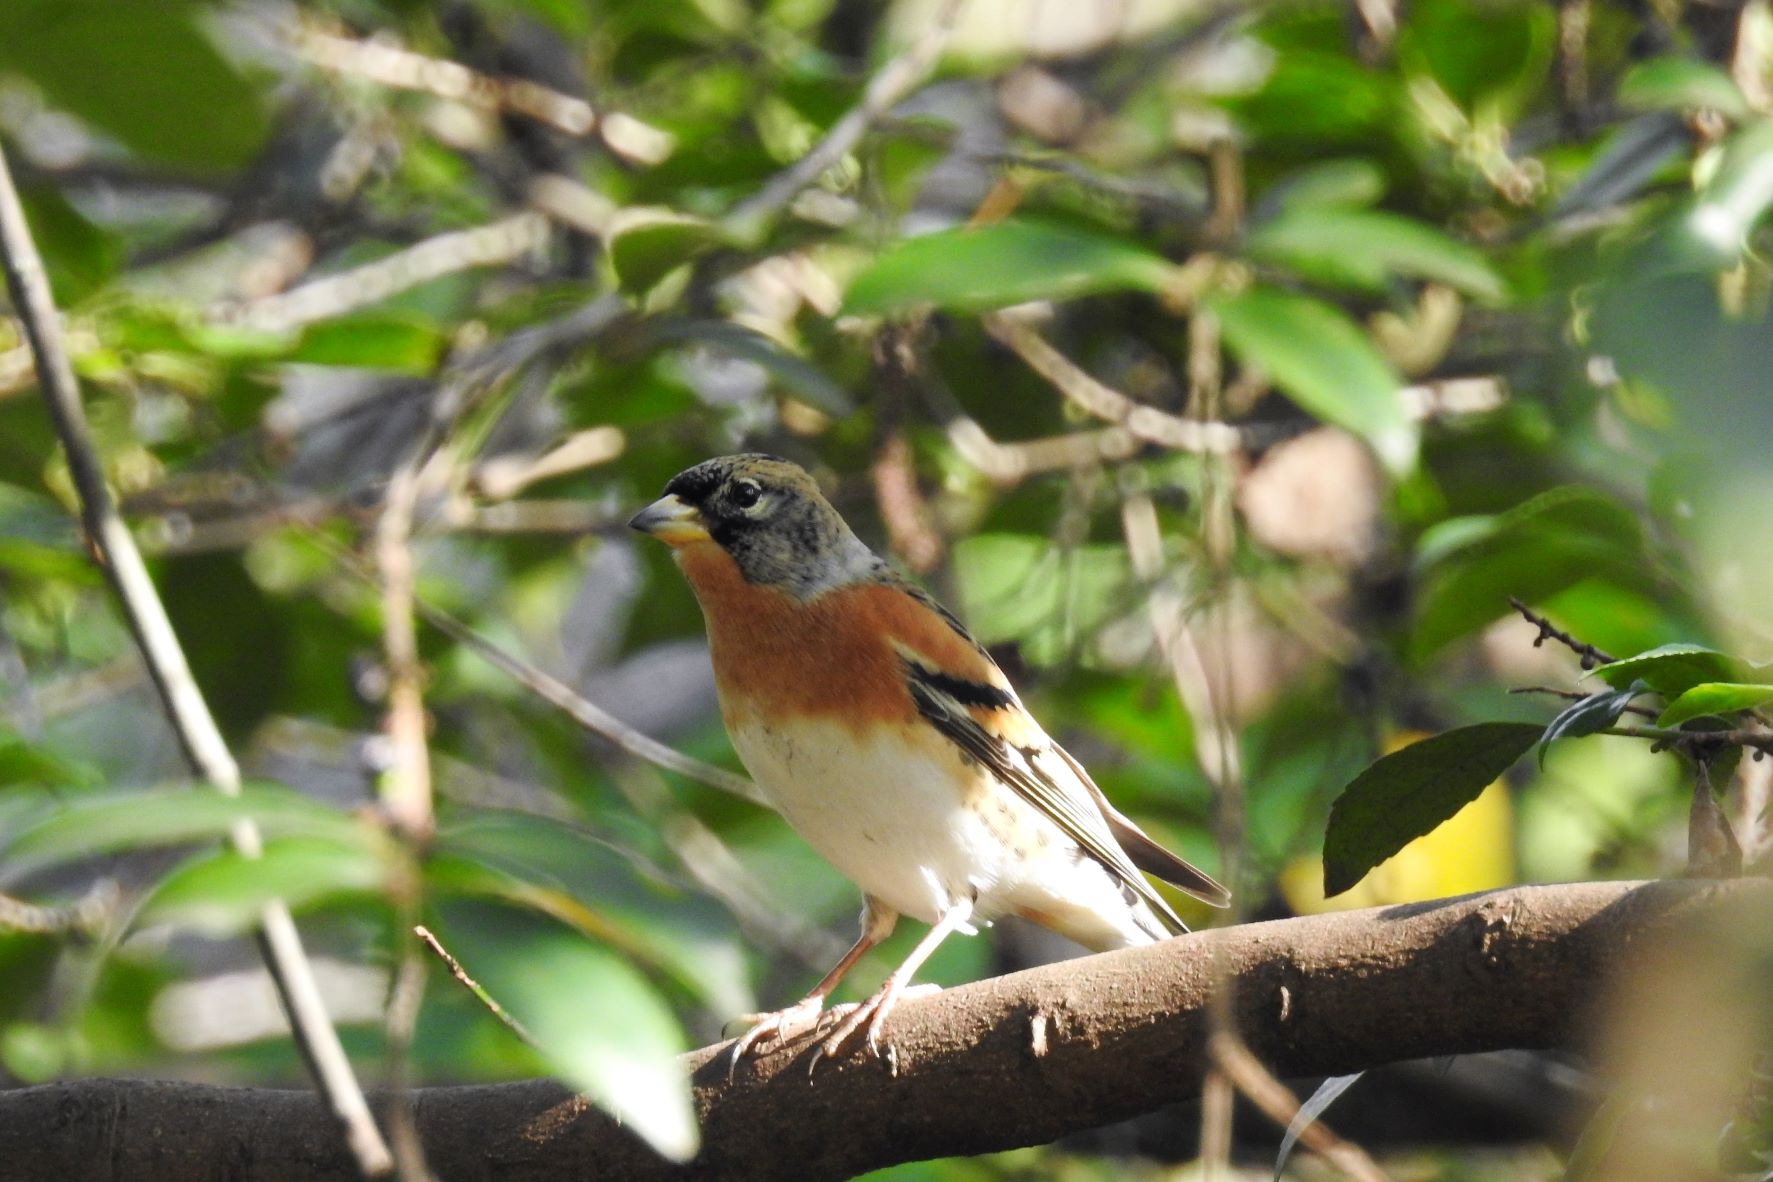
<box><xmin>630</xmin><ymin>454</ymin><xmax>1229</xmax><ymax>1071</ymax></box>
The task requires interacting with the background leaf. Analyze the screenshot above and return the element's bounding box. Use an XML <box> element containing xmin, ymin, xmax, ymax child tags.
<box><xmin>1323</xmin><ymin>723</ymin><xmax>1542</xmax><ymax>897</ymax></box>
<box><xmin>432</xmin><ymin>900</ymin><xmax>698</xmax><ymax>1162</ymax></box>
<box><xmin>1210</xmin><ymin>285</ymin><xmax>1415</xmax><ymax>474</ymax></box>
<box><xmin>843</xmin><ymin>220</ymin><xmax>1177</xmax><ymax>314</ymax></box>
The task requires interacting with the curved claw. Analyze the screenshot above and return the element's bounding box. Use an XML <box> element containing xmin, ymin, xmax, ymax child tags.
<box><xmin>724</xmin><ymin>996</ymin><xmax>846</xmax><ymax>1082</ymax></box>
<box><xmin>806</xmin><ymin>981</ymin><xmax>940</xmax><ymax>1077</ymax></box>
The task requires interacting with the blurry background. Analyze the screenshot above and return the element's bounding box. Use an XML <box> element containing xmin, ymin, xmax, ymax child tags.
<box><xmin>1</xmin><ymin>0</ymin><xmax>1771</xmax><ymax>1176</ymax></box>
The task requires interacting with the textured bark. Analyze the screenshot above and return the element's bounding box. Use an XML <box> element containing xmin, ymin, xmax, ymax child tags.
<box><xmin>4</xmin><ymin>879</ymin><xmax>1766</xmax><ymax>1182</ymax></box>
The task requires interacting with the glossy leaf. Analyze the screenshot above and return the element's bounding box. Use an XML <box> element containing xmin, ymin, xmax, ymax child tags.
<box><xmin>1539</xmin><ymin>686</ymin><xmax>1642</xmax><ymax>766</ymax></box>
<box><xmin>1247</xmin><ymin>207</ymin><xmax>1504</xmax><ymax>300</ymax></box>
<box><xmin>1656</xmin><ymin>682</ymin><xmax>1773</xmax><ymax>727</ymax></box>
<box><xmin>635</xmin><ymin>318</ymin><xmax>852</xmax><ymax>414</ymax></box>
<box><xmin>434</xmin><ymin>900</ymin><xmax>698</xmax><ymax>1161</ymax></box>
<box><xmin>1588</xmin><ymin>644</ymin><xmax>1745</xmax><ymax>697</ymax></box>
<box><xmin>842</xmin><ymin>219</ymin><xmax>1177</xmax><ymax>315</ymax></box>
<box><xmin>137</xmin><ymin>835</ymin><xmax>392</xmax><ymax>935</ymax></box>
<box><xmin>1210</xmin><ymin>285</ymin><xmax>1415</xmax><ymax>473</ymax></box>
<box><xmin>1323</xmin><ymin>723</ymin><xmax>1541</xmax><ymax>897</ymax></box>
<box><xmin>3</xmin><ymin>784</ymin><xmax>364</xmax><ymax>871</ymax></box>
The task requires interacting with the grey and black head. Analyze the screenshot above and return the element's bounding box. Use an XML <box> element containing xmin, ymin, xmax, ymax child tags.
<box><xmin>628</xmin><ymin>454</ymin><xmax>881</xmax><ymax>598</ymax></box>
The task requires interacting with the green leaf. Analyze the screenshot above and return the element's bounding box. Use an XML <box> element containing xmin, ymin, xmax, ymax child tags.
<box><xmin>1539</xmin><ymin>686</ymin><xmax>1642</xmax><ymax>766</ymax></box>
<box><xmin>606</xmin><ymin>208</ymin><xmax>731</xmax><ymax>293</ymax></box>
<box><xmin>0</xmin><ymin>1</ymin><xmax>268</xmax><ymax>171</ymax></box>
<box><xmin>4</xmin><ymin>784</ymin><xmax>364</xmax><ymax>871</ymax></box>
<box><xmin>1412</xmin><ymin>487</ymin><xmax>1646</xmax><ymax>659</ymax></box>
<box><xmin>1257</xmin><ymin>159</ymin><xmax>1386</xmax><ymax>215</ymax></box>
<box><xmin>1656</xmin><ymin>682</ymin><xmax>1773</xmax><ymax>727</ymax></box>
<box><xmin>1210</xmin><ymin>285</ymin><xmax>1415</xmax><ymax>473</ymax></box>
<box><xmin>1618</xmin><ymin>58</ymin><xmax>1750</xmax><ymax>120</ymax></box>
<box><xmin>137</xmin><ymin>835</ymin><xmax>392</xmax><ymax>936</ymax></box>
<box><xmin>1683</xmin><ymin>119</ymin><xmax>1773</xmax><ymax>263</ymax></box>
<box><xmin>1323</xmin><ymin>723</ymin><xmax>1541</xmax><ymax>897</ymax></box>
<box><xmin>1589</xmin><ymin>644</ymin><xmax>1745</xmax><ymax>697</ymax></box>
<box><xmin>1246</xmin><ymin>207</ymin><xmax>1504</xmax><ymax>301</ymax></box>
<box><xmin>434</xmin><ymin>900</ymin><xmax>698</xmax><ymax>1161</ymax></box>
<box><xmin>842</xmin><ymin>219</ymin><xmax>1178</xmax><ymax>315</ymax></box>
<box><xmin>429</xmin><ymin>812</ymin><xmax>752</xmax><ymax>1015</ymax></box>
<box><xmin>290</xmin><ymin>315</ymin><xmax>447</xmax><ymax>374</ymax></box>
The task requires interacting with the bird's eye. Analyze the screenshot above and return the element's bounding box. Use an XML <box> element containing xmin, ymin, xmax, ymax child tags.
<box><xmin>730</xmin><ymin>480</ymin><xmax>763</xmax><ymax>510</ymax></box>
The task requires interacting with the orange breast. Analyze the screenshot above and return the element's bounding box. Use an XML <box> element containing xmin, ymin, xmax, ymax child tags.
<box><xmin>673</xmin><ymin>542</ymin><xmax>996</xmax><ymax>734</ymax></box>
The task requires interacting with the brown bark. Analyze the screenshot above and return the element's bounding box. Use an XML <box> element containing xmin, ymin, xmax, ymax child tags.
<box><xmin>4</xmin><ymin>879</ymin><xmax>1766</xmax><ymax>1182</ymax></box>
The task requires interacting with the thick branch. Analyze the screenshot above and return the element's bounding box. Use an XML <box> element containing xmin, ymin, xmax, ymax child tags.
<box><xmin>4</xmin><ymin>880</ymin><xmax>1765</xmax><ymax>1182</ymax></box>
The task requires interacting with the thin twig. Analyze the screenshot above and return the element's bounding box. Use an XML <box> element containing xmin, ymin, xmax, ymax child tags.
<box><xmin>1605</xmin><ymin>725</ymin><xmax>1773</xmax><ymax>758</ymax></box>
<box><xmin>1207</xmin><ymin>1031</ymin><xmax>1389</xmax><ymax>1182</ymax></box>
<box><xmin>983</xmin><ymin>313</ymin><xmax>1246</xmax><ymax>455</ymax></box>
<box><xmin>722</xmin><ymin>0</ymin><xmax>967</xmax><ymax>243</ymax></box>
<box><xmin>0</xmin><ymin>143</ymin><xmax>394</xmax><ymax>1176</ymax></box>
<box><xmin>374</xmin><ymin>437</ymin><xmax>436</xmax><ymax>840</ymax></box>
<box><xmin>299</xmin><ymin>528</ymin><xmax>765</xmax><ymax>806</ymax></box>
<box><xmin>1510</xmin><ymin>685</ymin><xmax>1661</xmax><ymax>719</ymax></box>
<box><xmin>0</xmin><ymin>881</ymin><xmax>119</xmax><ymax>937</ymax></box>
<box><xmin>382</xmin><ymin>937</ymin><xmax>435</xmax><ymax>1182</ymax></box>
<box><xmin>1508</xmin><ymin>596</ymin><xmax>1615</xmax><ymax>668</ymax></box>
<box><xmin>414</xmin><ymin>925</ymin><xmax>537</xmax><ymax>1047</ymax></box>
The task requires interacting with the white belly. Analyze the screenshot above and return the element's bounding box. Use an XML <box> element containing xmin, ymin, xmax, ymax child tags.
<box><xmin>729</xmin><ymin>717</ymin><xmax>1022</xmax><ymax>925</ymax></box>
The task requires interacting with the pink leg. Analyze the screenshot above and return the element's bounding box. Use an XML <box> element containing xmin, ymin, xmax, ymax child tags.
<box><xmin>809</xmin><ymin>895</ymin><xmax>975</xmax><ymax>1075</ymax></box>
<box><xmin>725</xmin><ymin>897</ymin><xmax>897</xmax><ymax>1078</ymax></box>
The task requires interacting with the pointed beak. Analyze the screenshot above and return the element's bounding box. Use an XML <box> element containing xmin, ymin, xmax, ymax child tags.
<box><xmin>628</xmin><ymin>493</ymin><xmax>710</xmax><ymax>545</ymax></box>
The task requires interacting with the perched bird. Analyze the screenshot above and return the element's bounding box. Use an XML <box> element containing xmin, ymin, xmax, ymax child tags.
<box><xmin>630</xmin><ymin>454</ymin><xmax>1229</xmax><ymax>1070</ymax></box>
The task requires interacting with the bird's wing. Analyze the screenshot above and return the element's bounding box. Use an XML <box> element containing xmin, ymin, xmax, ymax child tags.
<box><xmin>881</xmin><ymin>579</ymin><xmax>1223</xmax><ymax>929</ymax></box>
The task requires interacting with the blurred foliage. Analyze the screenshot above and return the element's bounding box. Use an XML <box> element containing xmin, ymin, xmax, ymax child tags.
<box><xmin>2</xmin><ymin>0</ymin><xmax>1773</xmax><ymax>1175</ymax></box>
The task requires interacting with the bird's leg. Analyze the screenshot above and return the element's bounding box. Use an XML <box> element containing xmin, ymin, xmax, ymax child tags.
<box><xmin>810</xmin><ymin>895</ymin><xmax>974</xmax><ymax>1074</ymax></box>
<box><xmin>725</xmin><ymin>897</ymin><xmax>897</xmax><ymax>1079</ymax></box>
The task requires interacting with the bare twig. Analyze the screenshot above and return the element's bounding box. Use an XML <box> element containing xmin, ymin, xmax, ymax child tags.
<box><xmin>722</xmin><ymin>0</ymin><xmax>967</xmax><ymax>243</ymax></box>
<box><xmin>1509</xmin><ymin>597</ymin><xmax>1615</xmax><ymax>669</ymax></box>
<box><xmin>291</xmin><ymin>25</ymin><xmax>673</xmax><ymax>164</ymax></box>
<box><xmin>0</xmin><ymin>143</ymin><xmax>394</xmax><ymax>1175</ymax></box>
<box><xmin>414</xmin><ymin>925</ymin><xmax>537</xmax><ymax>1047</ymax></box>
<box><xmin>212</xmin><ymin>213</ymin><xmax>550</xmax><ymax>335</ymax></box>
<box><xmin>374</xmin><ymin>436</ymin><xmax>436</xmax><ymax>840</ymax></box>
<box><xmin>383</xmin><ymin>939</ymin><xmax>436</xmax><ymax>1182</ymax></box>
<box><xmin>1511</xmin><ymin>685</ymin><xmax>1660</xmax><ymax>719</ymax></box>
<box><xmin>0</xmin><ymin>881</ymin><xmax>119</xmax><ymax>937</ymax></box>
<box><xmin>983</xmin><ymin>313</ymin><xmax>1245</xmax><ymax>455</ymax></box>
<box><xmin>299</xmin><ymin>529</ymin><xmax>764</xmax><ymax>806</ymax></box>
<box><xmin>1605</xmin><ymin>725</ymin><xmax>1773</xmax><ymax>759</ymax></box>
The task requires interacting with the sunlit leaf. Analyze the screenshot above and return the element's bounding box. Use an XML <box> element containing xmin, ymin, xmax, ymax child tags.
<box><xmin>1323</xmin><ymin>723</ymin><xmax>1541</xmax><ymax>897</ymax></box>
<box><xmin>4</xmin><ymin>784</ymin><xmax>365</xmax><ymax>871</ymax></box>
<box><xmin>291</xmin><ymin>315</ymin><xmax>447</xmax><ymax>374</ymax></box>
<box><xmin>843</xmin><ymin>219</ymin><xmax>1177</xmax><ymax>315</ymax></box>
<box><xmin>1656</xmin><ymin>682</ymin><xmax>1773</xmax><ymax>727</ymax></box>
<box><xmin>1247</xmin><ymin>207</ymin><xmax>1504</xmax><ymax>300</ymax></box>
<box><xmin>434</xmin><ymin>900</ymin><xmax>698</xmax><ymax>1161</ymax></box>
<box><xmin>1588</xmin><ymin>644</ymin><xmax>1746</xmax><ymax>697</ymax></box>
<box><xmin>1210</xmin><ymin>285</ymin><xmax>1414</xmax><ymax>473</ymax></box>
<box><xmin>1618</xmin><ymin>58</ymin><xmax>1750</xmax><ymax>120</ymax></box>
<box><xmin>137</xmin><ymin>835</ymin><xmax>393</xmax><ymax>935</ymax></box>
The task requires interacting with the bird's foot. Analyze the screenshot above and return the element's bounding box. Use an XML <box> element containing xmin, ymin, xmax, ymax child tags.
<box><xmin>806</xmin><ymin>981</ymin><xmax>940</xmax><ymax>1077</ymax></box>
<box><xmin>724</xmin><ymin>995</ymin><xmax>840</xmax><ymax>1081</ymax></box>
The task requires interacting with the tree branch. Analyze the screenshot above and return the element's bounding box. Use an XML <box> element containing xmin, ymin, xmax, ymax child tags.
<box><xmin>4</xmin><ymin>880</ymin><xmax>1763</xmax><ymax>1182</ymax></box>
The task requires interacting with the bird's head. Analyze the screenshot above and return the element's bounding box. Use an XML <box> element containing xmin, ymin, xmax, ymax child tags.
<box><xmin>629</xmin><ymin>454</ymin><xmax>879</xmax><ymax>598</ymax></box>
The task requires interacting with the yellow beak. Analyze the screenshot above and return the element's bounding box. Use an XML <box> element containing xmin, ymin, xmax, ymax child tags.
<box><xmin>627</xmin><ymin>493</ymin><xmax>711</xmax><ymax>545</ymax></box>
